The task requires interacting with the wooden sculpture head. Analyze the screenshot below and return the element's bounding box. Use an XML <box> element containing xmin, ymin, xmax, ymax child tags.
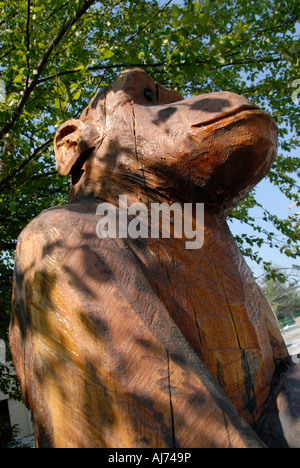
<box><xmin>54</xmin><ymin>68</ymin><xmax>277</xmax><ymax>213</ymax></box>
<box><xmin>10</xmin><ymin>69</ymin><xmax>293</xmax><ymax>449</ymax></box>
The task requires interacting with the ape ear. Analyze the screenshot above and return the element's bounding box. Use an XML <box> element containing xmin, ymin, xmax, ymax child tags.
<box><xmin>54</xmin><ymin>119</ymin><xmax>102</xmax><ymax>176</ymax></box>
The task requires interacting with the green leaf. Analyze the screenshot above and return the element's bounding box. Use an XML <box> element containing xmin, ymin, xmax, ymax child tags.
<box><xmin>197</xmin><ymin>13</ymin><xmax>209</xmax><ymax>26</ymax></box>
<box><xmin>73</xmin><ymin>90</ymin><xmax>81</xmax><ymax>100</ymax></box>
<box><xmin>172</xmin><ymin>4</ymin><xmax>180</xmax><ymax>18</ymax></box>
<box><xmin>182</xmin><ymin>13</ymin><xmax>195</xmax><ymax>26</ymax></box>
<box><xmin>73</xmin><ymin>65</ymin><xmax>85</xmax><ymax>71</ymax></box>
<box><xmin>99</xmin><ymin>48</ymin><xmax>115</xmax><ymax>59</ymax></box>
<box><xmin>32</xmin><ymin>6</ymin><xmax>44</xmax><ymax>12</ymax></box>
<box><xmin>13</xmin><ymin>74</ymin><xmax>24</xmax><ymax>83</ymax></box>
<box><xmin>172</xmin><ymin>16</ymin><xmax>180</xmax><ymax>28</ymax></box>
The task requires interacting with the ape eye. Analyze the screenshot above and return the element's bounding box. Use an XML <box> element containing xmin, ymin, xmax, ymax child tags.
<box><xmin>144</xmin><ymin>88</ymin><xmax>154</xmax><ymax>102</ymax></box>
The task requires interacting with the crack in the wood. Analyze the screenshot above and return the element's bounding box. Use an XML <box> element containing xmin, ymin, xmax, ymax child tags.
<box><xmin>167</xmin><ymin>350</ymin><xmax>176</xmax><ymax>448</ymax></box>
<box><xmin>207</xmin><ymin>246</ymin><xmax>257</xmax><ymax>427</ymax></box>
<box><xmin>131</xmin><ymin>101</ymin><xmax>149</xmax><ymax>207</ymax></box>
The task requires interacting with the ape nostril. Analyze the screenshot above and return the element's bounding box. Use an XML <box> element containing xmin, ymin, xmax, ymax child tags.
<box><xmin>144</xmin><ymin>88</ymin><xmax>154</xmax><ymax>102</ymax></box>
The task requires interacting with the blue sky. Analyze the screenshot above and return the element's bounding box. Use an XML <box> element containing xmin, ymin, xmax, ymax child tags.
<box><xmin>230</xmin><ymin>174</ymin><xmax>299</xmax><ymax>278</ymax></box>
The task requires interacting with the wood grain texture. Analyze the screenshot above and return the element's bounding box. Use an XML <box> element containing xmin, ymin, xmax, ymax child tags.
<box><xmin>10</xmin><ymin>205</ymin><xmax>264</xmax><ymax>448</ymax></box>
<box><xmin>9</xmin><ymin>69</ymin><xmax>293</xmax><ymax>448</ymax></box>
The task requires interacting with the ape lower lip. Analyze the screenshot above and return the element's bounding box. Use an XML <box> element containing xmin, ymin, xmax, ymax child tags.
<box><xmin>191</xmin><ymin>106</ymin><xmax>260</xmax><ymax>128</ymax></box>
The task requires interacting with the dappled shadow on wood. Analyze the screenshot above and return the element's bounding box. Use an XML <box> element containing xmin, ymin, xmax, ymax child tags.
<box><xmin>9</xmin><ymin>68</ymin><xmax>298</xmax><ymax>448</ymax></box>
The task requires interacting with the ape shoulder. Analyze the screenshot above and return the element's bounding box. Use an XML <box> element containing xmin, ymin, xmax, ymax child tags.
<box><xmin>14</xmin><ymin>203</ymin><xmax>100</xmax><ymax>276</ymax></box>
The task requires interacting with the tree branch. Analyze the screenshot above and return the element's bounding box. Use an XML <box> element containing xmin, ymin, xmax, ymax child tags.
<box><xmin>0</xmin><ymin>137</ymin><xmax>52</xmax><ymax>188</ymax></box>
<box><xmin>0</xmin><ymin>241</ymin><xmax>17</xmax><ymax>250</ymax></box>
<box><xmin>45</xmin><ymin>1</ymin><xmax>71</xmax><ymax>21</ymax></box>
<box><xmin>0</xmin><ymin>0</ymin><xmax>98</xmax><ymax>143</ymax></box>
<box><xmin>213</xmin><ymin>57</ymin><xmax>284</xmax><ymax>70</ymax></box>
<box><xmin>0</xmin><ymin>46</ymin><xmax>16</xmax><ymax>62</ymax></box>
<box><xmin>37</xmin><ymin>60</ymin><xmax>167</xmax><ymax>84</ymax></box>
<box><xmin>26</xmin><ymin>0</ymin><xmax>31</xmax><ymax>90</ymax></box>
<box><xmin>13</xmin><ymin>168</ymin><xmax>57</xmax><ymax>191</ymax></box>
<box><xmin>127</xmin><ymin>0</ymin><xmax>173</xmax><ymax>42</ymax></box>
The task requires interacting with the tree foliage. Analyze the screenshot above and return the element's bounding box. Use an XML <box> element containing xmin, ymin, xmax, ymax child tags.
<box><xmin>0</xmin><ymin>419</ymin><xmax>31</xmax><ymax>448</ymax></box>
<box><xmin>0</xmin><ymin>0</ymin><xmax>299</xmax><ymax>393</ymax></box>
<box><xmin>259</xmin><ymin>265</ymin><xmax>300</xmax><ymax>320</ymax></box>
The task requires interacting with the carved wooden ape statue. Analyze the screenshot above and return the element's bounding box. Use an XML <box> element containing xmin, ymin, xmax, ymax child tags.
<box><xmin>10</xmin><ymin>69</ymin><xmax>300</xmax><ymax>448</ymax></box>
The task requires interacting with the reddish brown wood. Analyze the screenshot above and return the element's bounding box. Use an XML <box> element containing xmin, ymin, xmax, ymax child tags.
<box><xmin>9</xmin><ymin>69</ymin><xmax>297</xmax><ymax>448</ymax></box>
